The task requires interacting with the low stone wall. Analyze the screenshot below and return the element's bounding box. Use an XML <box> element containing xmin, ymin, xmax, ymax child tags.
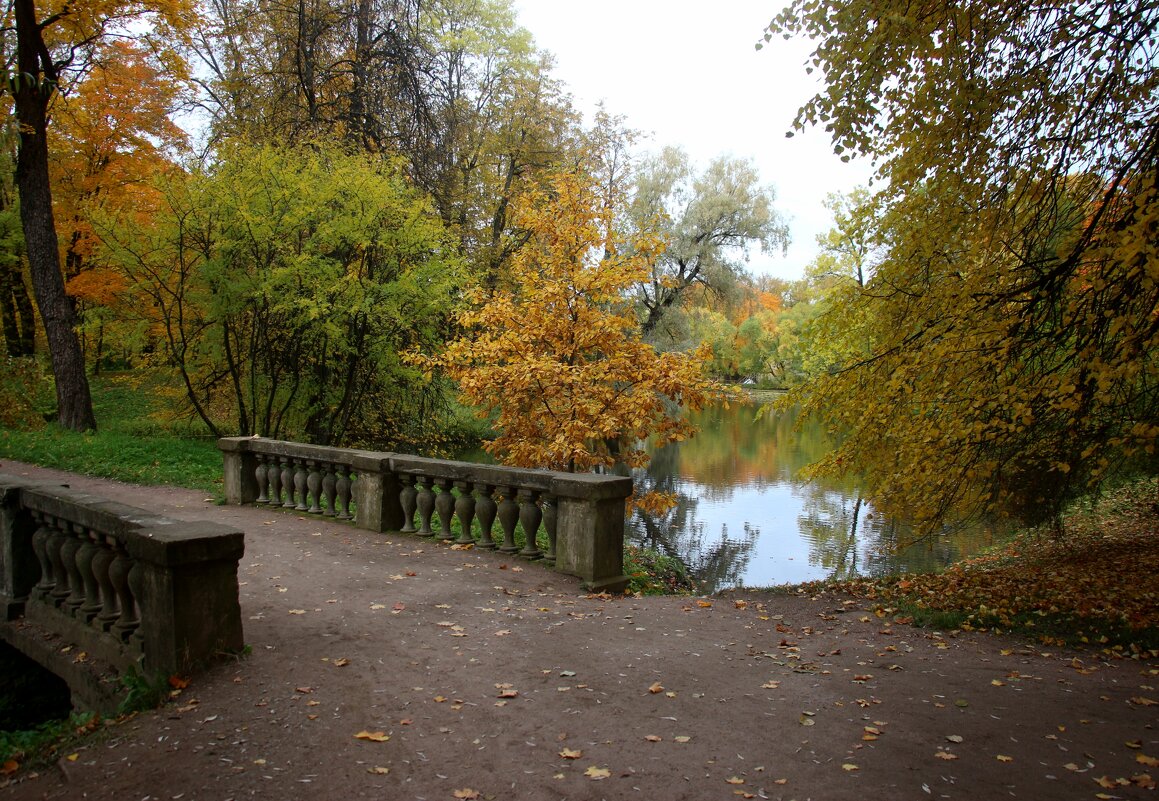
<box><xmin>0</xmin><ymin>476</ymin><xmax>245</xmax><ymax>713</ymax></box>
<box><xmin>219</xmin><ymin>437</ymin><xmax>632</xmax><ymax>592</ymax></box>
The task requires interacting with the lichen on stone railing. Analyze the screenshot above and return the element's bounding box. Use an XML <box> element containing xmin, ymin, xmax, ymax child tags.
<box><xmin>0</xmin><ymin>476</ymin><xmax>245</xmax><ymax>709</ymax></box>
<box><xmin>218</xmin><ymin>438</ymin><xmax>631</xmax><ymax>592</ymax></box>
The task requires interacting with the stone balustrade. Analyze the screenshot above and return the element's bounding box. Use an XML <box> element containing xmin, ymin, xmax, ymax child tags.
<box><xmin>0</xmin><ymin>476</ymin><xmax>245</xmax><ymax>710</ymax></box>
<box><xmin>219</xmin><ymin>438</ymin><xmax>632</xmax><ymax>592</ymax></box>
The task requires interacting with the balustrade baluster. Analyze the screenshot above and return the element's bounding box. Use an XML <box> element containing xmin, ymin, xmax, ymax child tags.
<box><xmin>496</xmin><ymin>487</ymin><xmax>519</xmax><ymax>554</ymax></box>
<box><xmin>415</xmin><ymin>477</ymin><xmax>435</xmax><ymax>536</ymax></box>
<box><xmin>255</xmin><ymin>455</ymin><xmax>269</xmax><ymax>503</ymax></box>
<box><xmin>453</xmin><ymin>480</ymin><xmax>476</xmax><ymax>545</ymax></box>
<box><xmin>542</xmin><ymin>494</ymin><xmax>558</xmax><ymax>565</ymax></box>
<box><xmin>268</xmin><ymin>455</ymin><xmax>283</xmax><ymax>505</ymax></box>
<box><xmin>62</xmin><ymin>524</ymin><xmax>86</xmax><ymax>614</ymax></box>
<box><xmin>335</xmin><ymin>466</ymin><xmax>353</xmax><ymax>520</ymax></box>
<box><xmin>281</xmin><ymin>458</ymin><xmax>296</xmax><ymax>508</ymax></box>
<box><xmin>108</xmin><ymin>545</ymin><xmax>138</xmax><ymax>642</ymax></box>
<box><xmin>517</xmin><ymin>489</ymin><xmax>543</xmax><ymax>559</ymax></box>
<box><xmin>474</xmin><ymin>485</ymin><xmax>497</xmax><ymax>549</ymax></box>
<box><xmin>434</xmin><ymin>478</ymin><xmax>454</xmax><ymax>541</ymax></box>
<box><xmin>125</xmin><ymin>560</ymin><xmax>144</xmax><ymax>648</ymax></box>
<box><xmin>77</xmin><ymin>529</ymin><xmax>102</xmax><ymax>622</ymax></box>
<box><xmin>322</xmin><ymin>464</ymin><xmax>337</xmax><ymax>516</ymax></box>
<box><xmin>47</xmin><ymin>520</ymin><xmax>71</xmax><ymax>607</ymax></box>
<box><xmin>30</xmin><ymin>516</ymin><xmax>54</xmax><ymax>601</ymax></box>
<box><xmin>294</xmin><ymin>462</ymin><xmax>309</xmax><ymax>511</ymax></box>
<box><xmin>398</xmin><ymin>474</ymin><xmax>417</xmax><ymax>532</ymax></box>
<box><xmin>307</xmin><ymin>461</ymin><xmax>323</xmax><ymax>513</ymax></box>
<box><xmin>90</xmin><ymin>536</ymin><xmax>118</xmax><ymax>631</ymax></box>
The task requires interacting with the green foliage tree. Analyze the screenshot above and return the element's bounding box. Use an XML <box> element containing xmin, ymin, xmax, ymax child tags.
<box><xmin>766</xmin><ymin>0</ymin><xmax>1159</xmax><ymax>530</ymax></box>
<box><xmin>97</xmin><ymin>141</ymin><xmax>461</xmax><ymax>446</ymax></box>
<box><xmin>626</xmin><ymin>147</ymin><xmax>789</xmax><ymax>339</ymax></box>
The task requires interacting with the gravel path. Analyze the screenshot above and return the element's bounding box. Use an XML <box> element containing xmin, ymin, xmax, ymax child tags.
<box><xmin>1</xmin><ymin>460</ymin><xmax>1156</xmax><ymax>801</ymax></box>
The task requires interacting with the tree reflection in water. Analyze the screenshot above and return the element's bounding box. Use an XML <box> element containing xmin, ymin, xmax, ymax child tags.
<box><xmin>627</xmin><ymin>401</ymin><xmax>1003</xmax><ymax>591</ymax></box>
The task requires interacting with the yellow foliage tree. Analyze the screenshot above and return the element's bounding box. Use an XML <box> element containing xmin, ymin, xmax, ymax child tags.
<box><xmin>411</xmin><ymin>171</ymin><xmax>735</xmax><ymax>511</ymax></box>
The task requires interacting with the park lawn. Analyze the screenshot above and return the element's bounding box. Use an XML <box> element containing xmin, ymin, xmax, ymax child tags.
<box><xmin>0</xmin><ymin>371</ymin><xmax>223</xmax><ymax>497</ymax></box>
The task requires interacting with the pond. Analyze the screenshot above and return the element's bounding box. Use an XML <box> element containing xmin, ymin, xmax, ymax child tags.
<box><xmin>627</xmin><ymin>399</ymin><xmax>1007</xmax><ymax>593</ymax></box>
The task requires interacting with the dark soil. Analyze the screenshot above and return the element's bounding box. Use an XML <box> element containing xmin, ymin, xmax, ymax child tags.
<box><xmin>1</xmin><ymin>461</ymin><xmax>1156</xmax><ymax>801</ymax></box>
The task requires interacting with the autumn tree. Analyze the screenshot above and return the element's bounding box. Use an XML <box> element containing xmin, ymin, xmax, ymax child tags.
<box><xmin>50</xmin><ymin>39</ymin><xmax>187</xmax><ymax>368</ymax></box>
<box><xmin>1</xmin><ymin>0</ymin><xmax>192</xmax><ymax>430</ymax></box>
<box><xmin>411</xmin><ymin>170</ymin><xmax>734</xmax><ymax>509</ymax></box>
<box><xmin>626</xmin><ymin>146</ymin><xmax>789</xmax><ymax>339</ymax></box>
<box><xmin>766</xmin><ymin>1</ymin><xmax>1159</xmax><ymax>530</ymax></box>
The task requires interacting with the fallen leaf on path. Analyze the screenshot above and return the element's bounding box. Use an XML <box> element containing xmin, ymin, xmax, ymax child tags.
<box><xmin>934</xmin><ymin>751</ymin><xmax>958</xmax><ymax>761</ymax></box>
<box><xmin>696</xmin><ymin>600</ymin><xmax>713</xmax><ymax>608</ymax></box>
<box><xmin>674</xmin><ymin>736</ymin><xmax>691</xmax><ymax>743</ymax></box>
<box><xmin>648</xmin><ymin>682</ymin><xmax>664</xmax><ymax>694</ymax></box>
<box><xmin>725</xmin><ymin>776</ymin><xmax>745</xmax><ymax>784</ymax></box>
<box><xmin>1138</xmin><ymin>754</ymin><xmax>1159</xmax><ymax>767</ymax></box>
<box><xmin>558</xmin><ymin>748</ymin><xmax>582</xmax><ymax>759</ymax></box>
<box><xmin>842</xmin><ymin>763</ymin><xmax>859</xmax><ymax>771</ymax></box>
<box><xmin>734</xmin><ymin>600</ymin><xmax>748</xmax><ymax>609</ymax></box>
<box><xmin>996</xmin><ymin>755</ymin><xmax>1014</xmax><ymax>763</ymax></box>
<box><xmin>333</xmin><ymin>658</ymin><xmax>350</xmax><ymax>667</ymax></box>
<box><xmin>584</xmin><ymin>766</ymin><xmax>611</xmax><ymax>780</ymax></box>
<box><xmin>761</xmin><ymin>680</ymin><xmax>780</xmax><ymax>689</ymax></box>
<box><xmin>367</xmin><ymin>767</ymin><xmax>389</xmax><ymax>775</ymax></box>
<box><xmin>1130</xmin><ymin>697</ymin><xmax>1157</xmax><ymax>706</ymax></box>
<box><xmin>945</xmin><ymin>734</ymin><xmax>964</xmax><ymax>743</ymax></box>
<box><xmin>452</xmin><ymin>790</ymin><xmax>480</xmax><ymax>800</ymax></box>
<box><xmin>354</xmin><ymin>731</ymin><xmax>390</xmax><ymax>742</ymax></box>
<box><xmin>288</xmin><ymin>609</ymin><xmax>306</xmax><ymax>615</ymax></box>
<box><xmin>644</xmin><ymin>735</ymin><xmax>662</xmax><ymax>742</ymax></box>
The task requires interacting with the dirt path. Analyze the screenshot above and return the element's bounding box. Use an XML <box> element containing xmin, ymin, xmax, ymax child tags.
<box><xmin>1</xmin><ymin>461</ymin><xmax>1156</xmax><ymax>801</ymax></box>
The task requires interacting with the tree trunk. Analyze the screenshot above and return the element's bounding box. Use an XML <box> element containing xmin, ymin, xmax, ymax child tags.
<box><xmin>12</xmin><ymin>0</ymin><xmax>97</xmax><ymax>431</ymax></box>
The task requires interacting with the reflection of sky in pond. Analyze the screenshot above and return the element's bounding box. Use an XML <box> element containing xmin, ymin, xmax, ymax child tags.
<box><xmin>627</xmin><ymin>402</ymin><xmax>1004</xmax><ymax>593</ymax></box>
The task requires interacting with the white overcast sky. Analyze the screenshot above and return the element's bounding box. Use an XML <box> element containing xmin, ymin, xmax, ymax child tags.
<box><xmin>510</xmin><ymin>0</ymin><xmax>873</xmax><ymax>279</ymax></box>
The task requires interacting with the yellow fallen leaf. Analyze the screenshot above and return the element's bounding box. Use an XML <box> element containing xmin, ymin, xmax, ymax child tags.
<box><xmin>1130</xmin><ymin>697</ymin><xmax>1157</xmax><ymax>706</ymax></box>
<box><xmin>761</xmin><ymin>680</ymin><xmax>780</xmax><ymax>689</ymax></box>
<box><xmin>644</xmin><ymin>735</ymin><xmax>662</xmax><ymax>742</ymax></box>
<box><xmin>734</xmin><ymin>600</ymin><xmax>748</xmax><ymax>609</ymax></box>
<box><xmin>842</xmin><ymin>763</ymin><xmax>859</xmax><ymax>771</ymax></box>
<box><xmin>452</xmin><ymin>790</ymin><xmax>480</xmax><ymax>800</ymax></box>
<box><xmin>584</xmin><ymin>766</ymin><xmax>611</xmax><ymax>780</ymax></box>
<box><xmin>288</xmin><ymin>609</ymin><xmax>307</xmax><ymax>615</ymax></box>
<box><xmin>934</xmin><ymin>751</ymin><xmax>958</xmax><ymax>761</ymax></box>
<box><xmin>66</xmin><ymin>753</ymin><xmax>79</xmax><ymax>762</ymax></box>
<box><xmin>996</xmin><ymin>755</ymin><xmax>1013</xmax><ymax>763</ymax></box>
<box><xmin>726</xmin><ymin>776</ymin><xmax>745</xmax><ymax>784</ymax></box>
<box><xmin>354</xmin><ymin>731</ymin><xmax>390</xmax><ymax>742</ymax></box>
<box><xmin>1138</xmin><ymin>754</ymin><xmax>1159</xmax><ymax>767</ymax></box>
<box><xmin>648</xmin><ymin>682</ymin><xmax>664</xmax><ymax>694</ymax></box>
<box><xmin>674</xmin><ymin>736</ymin><xmax>691</xmax><ymax>743</ymax></box>
<box><xmin>367</xmin><ymin>766</ymin><xmax>390</xmax><ymax>775</ymax></box>
<box><xmin>558</xmin><ymin>748</ymin><xmax>582</xmax><ymax>759</ymax></box>
<box><xmin>333</xmin><ymin>658</ymin><xmax>350</xmax><ymax>667</ymax></box>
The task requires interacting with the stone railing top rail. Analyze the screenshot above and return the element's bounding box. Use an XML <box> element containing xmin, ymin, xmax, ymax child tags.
<box><xmin>11</xmin><ymin>480</ymin><xmax>245</xmax><ymax>567</ymax></box>
<box><xmin>218</xmin><ymin>437</ymin><xmax>634</xmax><ymax>501</ymax></box>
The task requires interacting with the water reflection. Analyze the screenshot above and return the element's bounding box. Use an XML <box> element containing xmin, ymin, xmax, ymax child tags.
<box><xmin>627</xmin><ymin>401</ymin><xmax>1004</xmax><ymax>592</ymax></box>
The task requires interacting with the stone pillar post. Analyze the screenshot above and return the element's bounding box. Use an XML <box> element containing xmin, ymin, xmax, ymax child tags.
<box><xmin>551</xmin><ymin>474</ymin><xmax>633</xmax><ymax>593</ymax></box>
<box><xmin>0</xmin><ymin>480</ymin><xmax>39</xmax><ymax>620</ymax></box>
<box><xmin>218</xmin><ymin>438</ymin><xmax>259</xmax><ymax>505</ymax></box>
<box><xmin>125</xmin><ymin>520</ymin><xmax>245</xmax><ymax>676</ymax></box>
<box><xmin>351</xmin><ymin>453</ymin><xmax>403</xmax><ymax>533</ymax></box>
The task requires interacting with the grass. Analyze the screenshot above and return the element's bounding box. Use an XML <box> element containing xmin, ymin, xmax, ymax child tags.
<box><xmin>0</xmin><ymin>371</ymin><xmax>223</xmax><ymax>496</ymax></box>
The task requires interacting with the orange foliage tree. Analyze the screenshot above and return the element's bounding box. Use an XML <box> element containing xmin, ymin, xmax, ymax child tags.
<box><xmin>51</xmin><ymin>40</ymin><xmax>188</xmax><ymax>366</ymax></box>
<box><xmin>411</xmin><ymin>170</ymin><xmax>735</xmax><ymax>511</ymax></box>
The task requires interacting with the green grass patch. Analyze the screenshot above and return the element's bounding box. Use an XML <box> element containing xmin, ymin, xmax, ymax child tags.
<box><xmin>0</xmin><ymin>371</ymin><xmax>223</xmax><ymax>497</ymax></box>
